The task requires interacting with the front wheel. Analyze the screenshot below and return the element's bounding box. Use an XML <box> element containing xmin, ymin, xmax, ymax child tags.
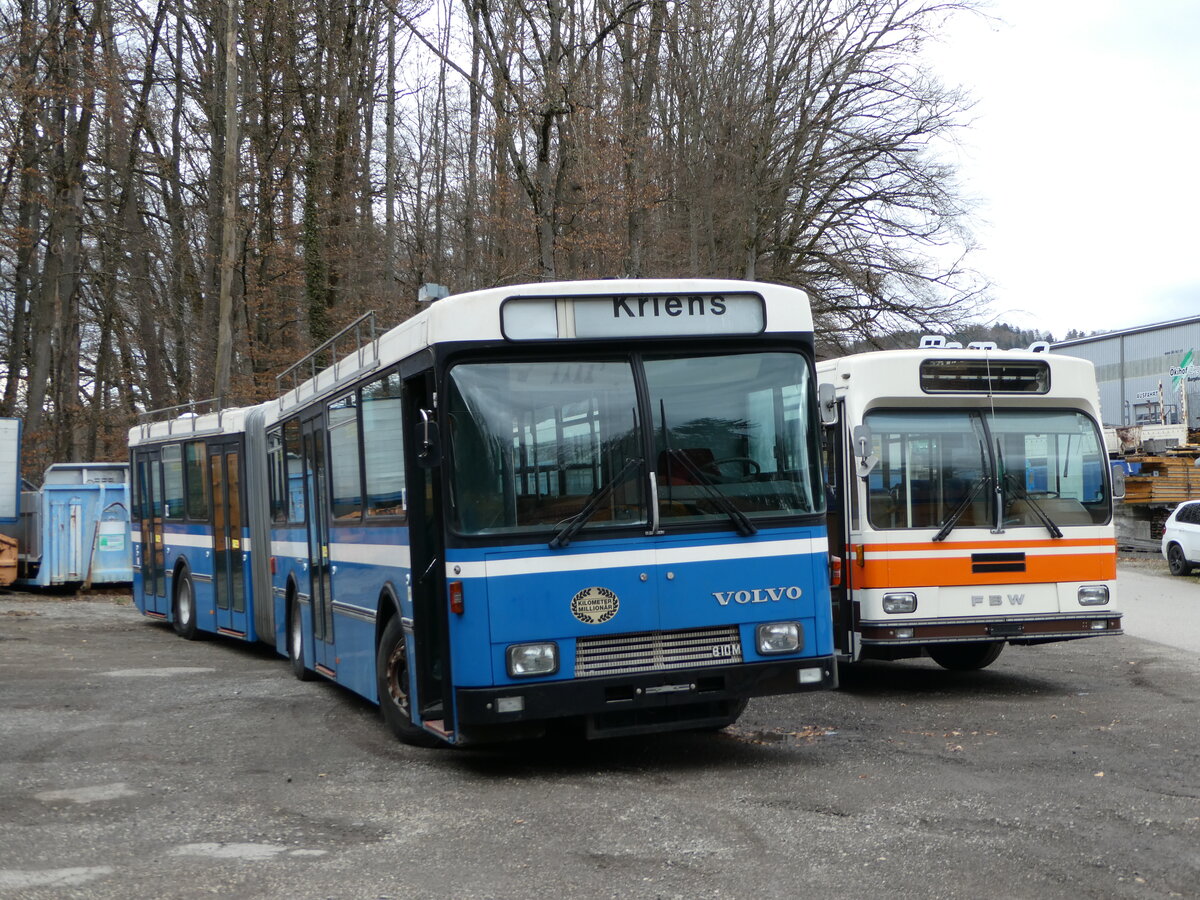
<box><xmin>172</xmin><ymin>570</ymin><xmax>199</xmax><ymax>640</ymax></box>
<box><xmin>1167</xmin><ymin>543</ymin><xmax>1193</xmax><ymax>576</ymax></box>
<box><xmin>927</xmin><ymin>641</ymin><xmax>1004</xmax><ymax>671</ymax></box>
<box><xmin>376</xmin><ymin>617</ymin><xmax>443</xmax><ymax>747</ymax></box>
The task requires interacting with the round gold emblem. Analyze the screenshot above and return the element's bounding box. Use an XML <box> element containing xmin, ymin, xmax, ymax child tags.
<box><xmin>570</xmin><ymin>586</ymin><xmax>619</xmax><ymax>625</ymax></box>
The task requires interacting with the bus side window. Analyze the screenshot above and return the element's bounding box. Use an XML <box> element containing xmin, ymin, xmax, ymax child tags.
<box><xmin>328</xmin><ymin>393</ymin><xmax>363</xmax><ymax>521</ymax></box>
<box><xmin>184</xmin><ymin>441</ymin><xmax>208</xmax><ymax>520</ymax></box>
<box><xmin>362</xmin><ymin>372</ymin><xmax>406</xmax><ymax>520</ymax></box>
<box><xmin>162</xmin><ymin>444</ymin><xmax>184</xmax><ymax>521</ymax></box>
<box><xmin>283</xmin><ymin>419</ymin><xmax>304</xmax><ymax>523</ymax></box>
<box><xmin>267</xmin><ymin>428</ymin><xmax>286</xmax><ymax>525</ymax></box>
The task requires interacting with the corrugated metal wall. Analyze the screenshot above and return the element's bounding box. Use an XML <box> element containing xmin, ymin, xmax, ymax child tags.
<box><xmin>1054</xmin><ymin>318</ymin><xmax>1200</xmax><ymax>427</ymax></box>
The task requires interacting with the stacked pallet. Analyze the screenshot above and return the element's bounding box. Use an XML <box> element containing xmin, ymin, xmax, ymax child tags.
<box><xmin>0</xmin><ymin>534</ymin><xmax>14</xmax><ymax>586</ymax></box>
<box><xmin>1123</xmin><ymin>448</ymin><xmax>1200</xmax><ymax>504</ymax></box>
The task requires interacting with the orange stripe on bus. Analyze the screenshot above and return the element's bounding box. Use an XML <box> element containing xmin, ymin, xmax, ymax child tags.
<box><xmin>848</xmin><ymin>550</ymin><xmax>1116</xmax><ymax>590</ymax></box>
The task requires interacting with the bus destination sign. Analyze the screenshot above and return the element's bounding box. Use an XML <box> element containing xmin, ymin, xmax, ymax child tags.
<box><xmin>502</xmin><ymin>292</ymin><xmax>765</xmax><ymax>340</ymax></box>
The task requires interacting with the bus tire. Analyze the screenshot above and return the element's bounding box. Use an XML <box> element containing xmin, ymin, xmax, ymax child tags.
<box><xmin>172</xmin><ymin>569</ymin><xmax>199</xmax><ymax>641</ymax></box>
<box><xmin>697</xmin><ymin>698</ymin><xmax>748</xmax><ymax>732</ymax></box>
<box><xmin>288</xmin><ymin>594</ymin><xmax>313</xmax><ymax>681</ymax></box>
<box><xmin>927</xmin><ymin>641</ymin><xmax>1004</xmax><ymax>671</ymax></box>
<box><xmin>377</xmin><ymin>617</ymin><xmax>442</xmax><ymax>747</ymax></box>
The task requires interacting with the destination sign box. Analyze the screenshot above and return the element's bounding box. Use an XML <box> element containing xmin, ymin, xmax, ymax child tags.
<box><xmin>501</xmin><ymin>292</ymin><xmax>765</xmax><ymax>340</ymax></box>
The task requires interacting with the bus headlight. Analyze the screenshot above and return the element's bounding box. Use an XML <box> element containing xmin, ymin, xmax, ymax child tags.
<box><xmin>506</xmin><ymin>642</ymin><xmax>558</xmax><ymax>677</ymax></box>
<box><xmin>882</xmin><ymin>592</ymin><xmax>918</xmax><ymax>614</ymax></box>
<box><xmin>1078</xmin><ymin>585</ymin><xmax>1110</xmax><ymax>606</ymax></box>
<box><xmin>756</xmin><ymin>622</ymin><xmax>802</xmax><ymax>655</ymax></box>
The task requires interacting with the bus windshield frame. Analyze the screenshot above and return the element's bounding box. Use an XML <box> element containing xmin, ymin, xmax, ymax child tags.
<box><xmin>862</xmin><ymin>407</ymin><xmax>1111</xmax><ymax>533</ymax></box>
<box><xmin>444</xmin><ymin>350</ymin><xmax>825</xmax><ymax>539</ymax></box>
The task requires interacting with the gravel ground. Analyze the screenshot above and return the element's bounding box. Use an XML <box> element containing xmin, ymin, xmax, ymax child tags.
<box><xmin>1</xmin><ymin>574</ymin><xmax>1197</xmax><ymax>899</ymax></box>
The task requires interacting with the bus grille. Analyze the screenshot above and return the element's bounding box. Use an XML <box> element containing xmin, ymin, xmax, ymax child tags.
<box><xmin>574</xmin><ymin>626</ymin><xmax>743</xmax><ymax>678</ymax></box>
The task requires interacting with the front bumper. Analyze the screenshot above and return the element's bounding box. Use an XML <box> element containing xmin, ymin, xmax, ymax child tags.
<box><xmin>454</xmin><ymin>655</ymin><xmax>837</xmax><ymax>738</ymax></box>
<box><xmin>860</xmin><ymin>612</ymin><xmax>1124</xmax><ymax>645</ymax></box>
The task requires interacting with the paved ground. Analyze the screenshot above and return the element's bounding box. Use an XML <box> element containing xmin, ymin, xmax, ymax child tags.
<box><xmin>1115</xmin><ymin>550</ymin><xmax>1200</xmax><ymax>651</ymax></box>
<box><xmin>0</xmin><ymin>566</ymin><xmax>1197</xmax><ymax>900</ymax></box>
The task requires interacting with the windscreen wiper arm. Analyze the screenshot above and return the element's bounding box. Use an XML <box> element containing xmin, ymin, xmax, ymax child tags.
<box><xmin>932</xmin><ymin>475</ymin><xmax>990</xmax><ymax>542</ymax></box>
<box><xmin>664</xmin><ymin>449</ymin><xmax>757</xmax><ymax>537</ymax></box>
<box><xmin>1003</xmin><ymin>472</ymin><xmax>1063</xmax><ymax>539</ymax></box>
<box><xmin>549</xmin><ymin>458</ymin><xmax>644</xmax><ymax>549</ymax></box>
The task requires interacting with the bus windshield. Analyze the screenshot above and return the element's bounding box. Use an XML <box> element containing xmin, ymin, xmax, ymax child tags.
<box><xmin>647</xmin><ymin>352</ymin><xmax>823</xmax><ymax>525</ymax></box>
<box><xmin>446</xmin><ymin>351</ymin><xmax>823</xmax><ymax>537</ymax></box>
<box><xmin>864</xmin><ymin>408</ymin><xmax>1110</xmax><ymax>532</ymax></box>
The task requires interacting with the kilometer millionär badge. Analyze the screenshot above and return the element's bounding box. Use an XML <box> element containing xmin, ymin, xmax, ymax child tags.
<box><xmin>570</xmin><ymin>586</ymin><xmax>619</xmax><ymax>625</ymax></box>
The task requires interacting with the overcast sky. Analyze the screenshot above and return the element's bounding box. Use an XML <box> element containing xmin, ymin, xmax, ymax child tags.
<box><xmin>926</xmin><ymin>0</ymin><xmax>1200</xmax><ymax>341</ymax></box>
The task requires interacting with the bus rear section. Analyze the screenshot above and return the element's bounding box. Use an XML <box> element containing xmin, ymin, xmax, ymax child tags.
<box><xmin>820</xmin><ymin>345</ymin><xmax>1122</xmax><ymax>670</ymax></box>
<box><xmin>128</xmin><ymin>406</ymin><xmax>263</xmax><ymax>644</ymax></box>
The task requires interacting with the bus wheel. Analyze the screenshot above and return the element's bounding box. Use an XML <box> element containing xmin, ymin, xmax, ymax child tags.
<box><xmin>927</xmin><ymin>642</ymin><xmax>1003</xmax><ymax>671</ymax></box>
<box><xmin>696</xmin><ymin>698</ymin><xmax>749</xmax><ymax>732</ymax></box>
<box><xmin>172</xmin><ymin>571</ymin><xmax>199</xmax><ymax>641</ymax></box>
<box><xmin>376</xmin><ymin>618</ymin><xmax>442</xmax><ymax>747</ymax></box>
<box><xmin>1167</xmin><ymin>544</ymin><xmax>1193</xmax><ymax>576</ymax></box>
<box><xmin>288</xmin><ymin>595</ymin><xmax>313</xmax><ymax>681</ymax></box>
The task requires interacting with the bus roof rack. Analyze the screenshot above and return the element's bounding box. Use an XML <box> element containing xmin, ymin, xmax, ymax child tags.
<box><xmin>275</xmin><ymin>311</ymin><xmax>380</xmax><ymax>412</ymax></box>
<box><xmin>136</xmin><ymin>397</ymin><xmax>227</xmax><ymax>441</ymax></box>
<box><xmin>921</xmin><ymin>337</ymin><xmax>1051</xmax><ymax>354</ymax></box>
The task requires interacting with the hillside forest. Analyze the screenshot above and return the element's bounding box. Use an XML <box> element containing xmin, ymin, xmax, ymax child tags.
<box><xmin>1</xmin><ymin>0</ymin><xmax>1001</xmax><ymax>477</ymax></box>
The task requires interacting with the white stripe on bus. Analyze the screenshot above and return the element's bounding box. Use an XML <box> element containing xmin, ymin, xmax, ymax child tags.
<box><xmin>861</xmin><ymin>545</ymin><xmax>1114</xmax><ymax>561</ymax></box>
<box><xmin>160</xmin><ymin>532</ymin><xmax>214</xmax><ymax>550</ymax></box>
<box><xmin>269</xmin><ymin>540</ymin><xmax>412</xmax><ymax>568</ymax></box>
<box><xmin>331</xmin><ymin>543</ymin><xmax>411</xmax><ymax>567</ymax></box>
<box><xmin>450</xmin><ymin>537</ymin><xmax>829</xmax><ymax>579</ymax></box>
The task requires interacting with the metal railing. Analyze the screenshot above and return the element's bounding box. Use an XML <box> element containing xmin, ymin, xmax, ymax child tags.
<box><xmin>275</xmin><ymin>312</ymin><xmax>379</xmax><ymax>403</ymax></box>
<box><xmin>136</xmin><ymin>396</ymin><xmax>226</xmax><ymax>441</ymax></box>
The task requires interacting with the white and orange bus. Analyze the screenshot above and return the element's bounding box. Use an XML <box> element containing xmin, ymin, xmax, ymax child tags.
<box><xmin>817</xmin><ymin>339</ymin><xmax>1122</xmax><ymax>669</ymax></box>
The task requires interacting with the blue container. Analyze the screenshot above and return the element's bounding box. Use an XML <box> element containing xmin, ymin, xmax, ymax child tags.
<box><xmin>18</xmin><ymin>463</ymin><xmax>132</xmax><ymax>587</ymax></box>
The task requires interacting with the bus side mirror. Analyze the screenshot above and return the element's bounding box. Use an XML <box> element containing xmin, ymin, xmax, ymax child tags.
<box><xmin>852</xmin><ymin>424</ymin><xmax>879</xmax><ymax>478</ymax></box>
<box><xmin>818</xmin><ymin>382</ymin><xmax>838</xmax><ymax>426</ymax></box>
<box><xmin>415</xmin><ymin>409</ymin><xmax>441</xmax><ymax>468</ymax></box>
<box><xmin>1109</xmin><ymin>462</ymin><xmax>1126</xmax><ymax>501</ymax></box>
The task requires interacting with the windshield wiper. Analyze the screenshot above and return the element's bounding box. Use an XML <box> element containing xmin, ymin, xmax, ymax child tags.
<box><xmin>932</xmin><ymin>474</ymin><xmax>990</xmax><ymax>542</ymax></box>
<box><xmin>663</xmin><ymin>448</ymin><xmax>757</xmax><ymax>537</ymax></box>
<box><xmin>549</xmin><ymin>458</ymin><xmax>644</xmax><ymax>549</ymax></box>
<box><xmin>1003</xmin><ymin>471</ymin><xmax>1063</xmax><ymax>539</ymax></box>
<box><xmin>935</xmin><ymin>422</ymin><xmax>992</xmax><ymax>542</ymax></box>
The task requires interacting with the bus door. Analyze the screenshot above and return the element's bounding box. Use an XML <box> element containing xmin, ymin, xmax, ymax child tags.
<box><xmin>823</xmin><ymin>416</ymin><xmax>855</xmax><ymax>657</ymax></box>
<box><xmin>300</xmin><ymin>415</ymin><xmax>336</xmax><ymax>674</ymax></box>
<box><xmin>403</xmin><ymin>371</ymin><xmax>449</xmax><ymax>732</ymax></box>
<box><xmin>135</xmin><ymin>449</ymin><xmax>168</xmax><ymax>615</ymax></box>
<box><xmin>209</xmin><ymin>440</ymin><xmax>248</xmax><ymax>636</ymax></box>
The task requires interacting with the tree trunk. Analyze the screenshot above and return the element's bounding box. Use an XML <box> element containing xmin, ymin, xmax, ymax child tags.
<box><xmin>213</xmin><ymin>0</ymin><xmax>240</xmax><ymax>403</ymax></box>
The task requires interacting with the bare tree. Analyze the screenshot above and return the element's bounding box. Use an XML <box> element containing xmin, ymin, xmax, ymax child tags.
<box><xmin>0</xmin><ymin>0</ymin><xmax>987</xmax><ymax>470</ymax></box>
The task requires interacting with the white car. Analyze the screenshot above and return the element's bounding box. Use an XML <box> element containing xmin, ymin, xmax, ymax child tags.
<box><xmin>1161</xmin><ymin>500</ymin><xmax>1200</xmax><ymax>576</ymax></box>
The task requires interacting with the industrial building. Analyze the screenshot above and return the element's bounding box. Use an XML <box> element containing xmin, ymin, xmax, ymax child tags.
<box><xmin>1053</xmin><ymin>315</ymin><xmax>1200</xmax><ymax>429</ymax></box>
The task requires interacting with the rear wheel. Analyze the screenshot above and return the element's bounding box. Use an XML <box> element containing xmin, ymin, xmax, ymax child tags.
<box><xmin>172</xmin><ymin>570</ymin><xmax>199</xmax><ymax>640</ymax></box>
<box><xmin>288</xmin><ymin>594</ymin><xmax>313</xmax><ymax>681</ymax></box>
<box><xmin>377</xmin><ymin>617</ymin><xmax>442</xmax><ymax>747</ymax></box>
<box><xmin>927</xmin><ymin>641</ymin><xmax>1004</xmax><ymax>671</ymax></box>
<box><xmin>1167</xmin><ymin>543</ymin><xmax>1193</xmax><ymax>576</ymax></box>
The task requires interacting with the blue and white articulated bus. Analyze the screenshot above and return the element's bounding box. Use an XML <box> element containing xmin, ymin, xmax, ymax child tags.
<box><xmin>130</xmin><ymin>279</ymin><xmax>836</xmax><ymax>745</ymax></box>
